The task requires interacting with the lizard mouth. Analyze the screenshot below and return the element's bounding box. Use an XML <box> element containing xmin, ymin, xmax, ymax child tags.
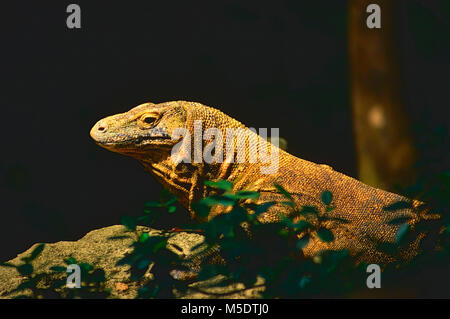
<box><xmin>102</xmin><ymin>134</ymin><xmax>171</xmax><ymax>145</ymax></box>
<box><xmin>94</xmin><ymin>134</ymin><xmax>176</xmax><ymax>153</ymax></box>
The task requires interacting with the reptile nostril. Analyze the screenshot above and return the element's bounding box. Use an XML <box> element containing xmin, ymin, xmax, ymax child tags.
<box><xmin>98</xmin><ymin>125</ymin><xmax>107</xmax><ymax>132</ymax></box>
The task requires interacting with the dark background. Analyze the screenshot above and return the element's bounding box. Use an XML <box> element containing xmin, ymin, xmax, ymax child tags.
<box><xmin>1</xmin><ymin>1</ymin><xmax>449</xmax><ymax>261</ymax></box>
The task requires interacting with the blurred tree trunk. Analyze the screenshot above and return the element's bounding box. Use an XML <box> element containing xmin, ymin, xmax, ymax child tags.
<box><xmin>348</xmin><ymin>0</ymin><xmax>416</xmax><ymax>192</ymax></box>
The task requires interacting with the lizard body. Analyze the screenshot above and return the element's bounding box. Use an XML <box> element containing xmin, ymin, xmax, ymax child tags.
<box><xmin>90</xmin><ymin>101</ymin><xmax>438</xmax><ymax>263</ymax></box>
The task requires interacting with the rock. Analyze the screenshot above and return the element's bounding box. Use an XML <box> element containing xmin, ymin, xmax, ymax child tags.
<box><xmin>0</xmin><ymin>225</ymin><xmax>264</xmax><ymax>299</ymax></box>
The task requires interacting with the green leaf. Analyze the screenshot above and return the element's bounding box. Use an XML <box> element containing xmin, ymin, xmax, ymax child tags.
<box><xmin>395</xmin><ymin>224</ymin><xmax>410</xmax><ymax>245</ymax></box>
<box><xmin>317</xmin><ymin>228</ymin><xmax>334</xmax><ymax>242</ymax></box>
<box><xmin>152</xmin><ymin>239</ymin><xmax>167</xmax><ymax>253</ymax></box>
<box><xmin>388</xmin><ymin>216</ymin><xmax>412</xmax><ymax>225</ymax></box>
<box><xmin>144</xmin><ymin>201</ymin><xmax>162</xmax><ymax>208</ymax></box>
<box><xmin>383</xmin><ymin>201</ymin><xmax>413</xmax><ymax>211</ymax></box>
<box><xmin>235</xmin><ymin>190</ymin><xmax>260</xmax><ymax>200</ymax></box>
<box><xmin>64</xmin><ymin>257</ymin><xmax>77</xmax><ymax>265</ymax></box>
<box><xmin>191</xmin><ymin>202</ymin><xmax>210</xmax><ymax>219</ymax></box>
<box><xmin>0</xmin><ymin>262</ymin><xmax>17</xmax><ymax>268</ymax></box>
<box><xmin>298</xmin><ymin>276</ymin><xmax>312</xmax><ymax>289</ymax></box>
<box><xmin>164</xmin><ymin>196</ymin><xmax>178</xmax><ymax>206</ymax></box>
<box><xmin>167</xmin><ymin>205</ymin><xmax>176</xmax><ymax>213</ymax></box>
<box><xmin>137</xmin><ymin>215</ymin><xmax>151</xmax><ymax>223</ymax></box>
<box><xmin>291</xmin><ymin>220</ymin><xmax>313</xmax><ymax>233</ymax></box>
<box><xmin>274</xmin><ymin>183</ymin><xmax>293</xmax><ymax>201</ymax></box>
<box><xmin>227</xmin><ymin>206</ymin><xmax>247</xmax><ymax>224</ymax></box>
<box><xmin>201</xmin><ymin>195</ymin><xmax>235</xmax><ymax>207</ymax></box>
<box><xmin>220</xmin><ymin>224</ymin><xmax>235</xmax><ymax>238</ymax></box>
<box><xmin>50</xmin><ymin>266</ymin><xmax>67</xmax><ymax>273</ymax></box>
<box><xmin>299</xmin><ymin>206</ymin><xmax>319</xmax><ymax>216</ymax></box>
<box><xmin>325</xmin><ymin>205</ymin><xmax>336</xmax><ymax>212</ymax></box>
<box><xmin>29</xmin><ymin>243</ymin><xmax>45</xmax><ymax>261</ymax></box>
<box><xmin>14</xmin><ymin>280</ymin><xmax>34</xmax><ymax>292</ymax></box>
<box><xmin>281</xmin><ymin>201</ymin><xmax>295</xmax><ymax>207</ymax></box>
<box><xmin>17</xmin><ymin>264</ymin><xmax>33</xmax><ymax>276</ymax></box>
<box><xmin>90</xmin><ymin>270</ymin><xmax>107</xmax><ymax>283</ymax></box>
<box><xmin>137</xmin><ymin>258</ymin><xmax>152</xmax><ymax>270</ymax></box>
<box><xmin>280</xmin><ymin>215</ymin><xmax>294</xmax><ymax>227</ymax></box>
<box><xmin>139</xmin><ymin>232</ymin><xmax>150</xmax><ymax>243</ymax></box>
<box><xmin>278</xmin><ymin>229</ymin><xmax>289</xmax><ymax>237</ymax></box>
<box><xmin>321</xmin><ymin>191</ymin><xmax>333</xmax><ymax>205</ymax></box>
<box><xmin>205</xmin><ymin>180</ymin><xmax>233</xmax><ymax>191</ymax></box>
<box><xmin>79</xmin><ymin>263</ymin><xmax>94</xmax><ymax>273</ymax></box>
<box><xmin>120</xmin><ymin>215</ymin><xmax>137</xmax><ymax>231</ymax></box>
<box><xmin>254</xmin><ymin>202</ymin><xmax>276</xmax><ymax>216</ymax></box>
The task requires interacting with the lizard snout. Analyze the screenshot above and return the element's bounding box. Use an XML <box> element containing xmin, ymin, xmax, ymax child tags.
<box><xmin>90</xmin><ymin>120</ymin><xmax>109</xmax><ymax>143</ymax></box>
<box><xmin>95</xmin><ymin>120</ymin><xmax>108</xmax><ymax>133</ymax></box>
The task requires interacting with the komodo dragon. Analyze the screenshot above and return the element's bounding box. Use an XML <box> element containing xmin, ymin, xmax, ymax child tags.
<box><xmin>90</xmin><ymin>101</ymin><xmax>439</xmax><ymax>264</ymax></box>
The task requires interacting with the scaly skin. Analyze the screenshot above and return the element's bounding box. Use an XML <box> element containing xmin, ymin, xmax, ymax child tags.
<box><xmin>90</xmin><ymin>101</ymin><xmax>439</xmax><ymax>264</ymax></box>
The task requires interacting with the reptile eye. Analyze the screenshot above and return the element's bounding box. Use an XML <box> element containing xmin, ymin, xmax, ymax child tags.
<box><xmin>141</xmin><ymin>116</ymin><xmax>156</xmax><ymax>125</ymax></box>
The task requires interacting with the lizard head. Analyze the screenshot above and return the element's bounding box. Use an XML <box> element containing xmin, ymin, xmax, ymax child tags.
<box><xmin>90</xmin><ymin>102</ymin><xmax>187</xmax><ymax>159</ymax></box>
